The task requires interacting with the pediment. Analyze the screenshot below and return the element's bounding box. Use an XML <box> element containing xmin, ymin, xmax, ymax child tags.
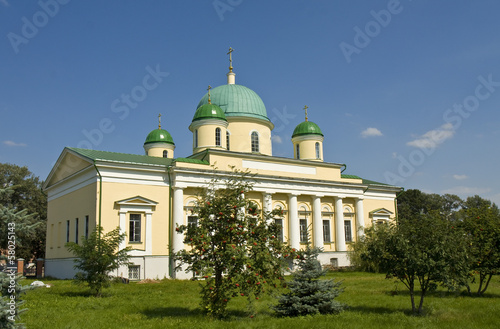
<box><xmin>369</xmin><ymin>208</ymin><xmax>394</xmax><ymax>216</ymax></box>
<box><xmin>44</xmin><ymin>148</ymin><xmax>93</xmax><ymax>189</ymax></box>
<box><xmin>115</xmin><ymin>196</ymin><xmax>158</xmax><ymax>207</ymax></box>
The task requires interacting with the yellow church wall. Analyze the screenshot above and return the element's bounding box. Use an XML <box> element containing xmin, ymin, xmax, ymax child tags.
<box><xmin>363</xmin><ymin>198</ymin><xmax>397</xmax><ymax>226</ymax></box>
<box><xmin>226</xmin><ymin>119</ymin><xmax>272</xmax><ymax>155</ymax></box>
<box><xmin>294</xmin><ymin>140</ymin><xmax>323</xmax><ymax>161</ymax></box>
<box><xmin>146</xmin><ymin>145</ymin><xmax>175</xmax><ymax>158</ymax></box>
<box><xmin>46</xmin><ymin>182</ymin><xmax>97</xmax><ymax>259</ymax></box>
<box><xmin>193</xmin><ymin>123</ymin><xmax>227</xmax><ymax>153</ymax></box>
<box><xmin>99</xmin><ymin>181</ymin><xmax>170</xmax><ymax>256</ymax></box>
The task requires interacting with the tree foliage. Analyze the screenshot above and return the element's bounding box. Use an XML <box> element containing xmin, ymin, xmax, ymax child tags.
<box><xmin>458</xmin><ymin>199</ymin><xmax>500</xmax><ymax>296</ymax></box>
<box><xmin>0</xmin><ymin>163</ymin><xmax>47</xmax><ymax>260</ymax></box>
<box><xmin>0</xmin><ymin>270</ymin><xmax>32</xmax><ymax>329</ymax></box>
<box><xmin>66</xmin><ymin>226</ymin><xmax>131</xmax><ymax>297</ymax></box>
<box><xmin>175</xmin><ymin>170</ymin><xmax>295</xmax><ymax>318</ymax></box>
<box><xmin>273</xmin><ymin>245</ymin><xmax>345</xmax><ymax>317</ymax></box>
<box><xmin>352</xmin><ymin>213</ymin><xmax>469</xmax><ymax>315</ymax></box>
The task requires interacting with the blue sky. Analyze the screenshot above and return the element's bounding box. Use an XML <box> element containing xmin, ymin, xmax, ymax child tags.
<box><xmin>1</xmin><ymin>0</ymin><xmax>499</xmax><ymax>205</ymax></box>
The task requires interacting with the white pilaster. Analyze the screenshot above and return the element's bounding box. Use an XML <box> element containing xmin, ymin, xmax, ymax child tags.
<box><xmin>145</xmin><ymin>211</ymin><xmax>153</xmax><ymax>255</ymax></box>
<box><xmin>335</xmin><ymin>196</ymin><xmax>346</xmax><ymax>252</ymax></box>
<box><xmin>355</xmin><ymin>197</ymin><xmax>365</xmax><ymax>239</ymax></box>
<box><xmin>119</xmin><ymin>210</ymin><xmax>126</xmax><ymax>251</ymax></box>
<box><xmin>172</xmin><ymin>187</ymin><xmax>185</xmax><ymax>253</ymax></box>
<box><xmin>288</xmin><ymin>193</ymin><xmax>299</xmax><ymax>250</ymax></box>
<box><xmin>312</xmin><ymin>195</ymin><xmax>323</xmax><ymax>249</ymax></box>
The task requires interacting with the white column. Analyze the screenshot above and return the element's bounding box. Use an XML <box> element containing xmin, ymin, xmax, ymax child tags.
<box><xmin>145</xmin><ymin>211</ymin><xmax>153</xmax><ymax>255</ymax></box>
<box><xmin>119</xmin><ymin>211</ymin><xmax>126</xmax><ymax>251</ymax></box>
<box><xmin>335</xmin><ymin>196</ymin><xmax>346</xmax><ymax>252</ymax></box>
<box><xmin>172</xmin><ymin>187</ymin><xmax>185</xmax><ymax>254</ymax></box>
<box><xmin>288</xmin><ymin>193</ymin><xmax>299</xmax><ymax>250</ymax></box>
<box><xmin>312</xmin><ymin>195</ymin><xmax>323</xmax><ymax>249</ymax></box>
<box><xmin>263</xmin><ymin>193</ymin><xmax>273</xmax><ymax>224</ymax></box>
<box><xmin>355</xmin><ymin>197</ymin><xmax>365</xmax><ymax>239</ymax></box>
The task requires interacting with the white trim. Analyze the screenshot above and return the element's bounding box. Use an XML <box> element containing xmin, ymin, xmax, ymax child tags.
<box><xmin>242</xmin><ymin>160</ymin><xmax>317</xmax><ymax>175</ymax></box>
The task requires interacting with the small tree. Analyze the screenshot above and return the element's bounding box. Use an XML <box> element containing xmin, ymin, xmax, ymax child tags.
<box><xmin>175</xmin><ymin>169</ymin><xmax>294</xmax><ymax>318</ymax></box>
<box><xmin>273</xmin><ymin>245</ymin><xmax>345</xmax><ymax>317</ymax></box>
<box><xmin>66</xmin><ymin>226</ymin><xmax>131</xmax><ymax>297</ymax></box>
<box><xmin>459</xmin><ymin>201</ymin><xmax>500</xmax><ymax>296</ymax></box>
<box><xmin>352</xmin><ymin>213</ymin><xmax>469</xmax><ymax>315</ymax></box>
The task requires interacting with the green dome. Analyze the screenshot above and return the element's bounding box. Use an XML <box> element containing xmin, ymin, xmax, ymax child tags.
<box><xmin>196</xmin><ymin>84</ymin><xmax>269</xmax><ymax>121</ymax></box>
<box><xmin>192</xmin><ymin>103</ymin><xmax>227</xmax><ymax>122</ymax></box>
<box><xmin>292</xmin><ymin>121</ymin><xmax>324</xmax><ymax>138</ymax></box>
<box><xmin>144</xmin><ymin>128</ymin><xmax>174</xmax><ymax>145</ymax></box>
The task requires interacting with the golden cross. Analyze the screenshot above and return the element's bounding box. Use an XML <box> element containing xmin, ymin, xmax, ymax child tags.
<box><xmin>158</xmin><ymin>113</ymin><xmax>162</xmax><ymax>129</ymax></box>
<box><xmin>227</xmin><ymin>47</ymin><xmax>234</xmax><ymax>71</ymax></box>
<box><xmin>207</xmin><ymin>85</ymin><xmax>212</xmax><ymax>104</ymax></box>
<box><xmin>304</xmin><ymin>105</ymin><xmax>309</xmax><ymax>121</ymax></box>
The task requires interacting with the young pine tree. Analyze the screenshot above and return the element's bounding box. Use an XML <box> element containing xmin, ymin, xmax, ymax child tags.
<box><xmin>273</xmin><ymin>245</ymin><xmax>345</xmax><ymax>317</ymax></box>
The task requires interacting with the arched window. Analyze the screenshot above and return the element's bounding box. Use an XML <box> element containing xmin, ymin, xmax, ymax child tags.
<box><xmin>215</xmin><ymin>128</ymin><xmax>221</xmax><ymax>146</ymax></box>
<box><xmin>194</xmin><ymin>129</ymin><xmax>198</xmax><ymax>148</ymax></box>
<box><xmin>162</xmin><ymin>150</ymin><xmax>168</xmax><ymax>158</ymax></box>
<box><xmin>251</xmin><ymin>131</ymin><xmax>259</xmax><ymax>152</ymax></box>
<box><xmin>296</xmin><ymin>144</ymin><xmax>300</xmax><ymax>159</ymax></box>
<box><xmin>315</xmin><ymin>142</ymin><xmax>320</xmax><ymax>159</ymax></box>
<box><xmin>226</xmin><ymin>131</ymin><xmax>230</xmax><ymax>150</ymax></box>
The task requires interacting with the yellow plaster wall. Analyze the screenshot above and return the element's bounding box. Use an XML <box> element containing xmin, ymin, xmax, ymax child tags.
<box><xmin>146</xmin><ymin>145</ymin><xmax>175</xmax><ymax>158</ymax></box>
<box><xmin>294</xmin><ymin>140</ymin><xmax>323</xmax><ymax>161</ymax></box>
<box><xmin>100</xmin><ymin>182</ymin><xmax>171</xmax><ymax>255</ymax></box>
<box><xmin>46</xmin><ymin>182</ymin><xmax>97</xmax><ymax>258</ymax></box>
<box><xmin>226</xmin><ymin>120</ymin><xmax>272</xmax><ymax>155</ymax></box>
<box><xmin>193</xmin><ymin>124</ymin><xmax>227</xmax><ymax>153</ymax></box>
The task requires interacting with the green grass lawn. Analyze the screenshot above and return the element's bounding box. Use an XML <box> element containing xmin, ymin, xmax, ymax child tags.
<box><xmin>19</xmin><ymin>272</ymin><xmax>500</xmax><ymax>329</ymax></box>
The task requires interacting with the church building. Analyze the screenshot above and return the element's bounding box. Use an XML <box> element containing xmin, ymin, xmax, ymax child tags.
<box><xmin>43</xmin><ymin>51</ymin><xmax>401</xmax><ymax>280</ymax></box>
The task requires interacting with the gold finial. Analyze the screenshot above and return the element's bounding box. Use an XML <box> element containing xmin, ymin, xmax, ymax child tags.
<box><xmin>227</xmin><ymin>47</ymin><xmax>234</xmax><ymax>72</ymax></box>
<box><xmin>158</xmin><ymin>113</ymin><xmax>162</xmax><ymax>129</ymax></box>
<box><xmin>304</xmin><ymin>105</ymin><xmax>309</xmax><ymax>121</ymax></box>
<box><xmin>207</xmin><ymin>85</ymin><xmax>212</xmax><ymax>104</ymax></box>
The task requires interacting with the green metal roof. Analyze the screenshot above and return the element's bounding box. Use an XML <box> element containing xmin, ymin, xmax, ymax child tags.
<box><xmin>196</xmin><ymin>84</ymin><xmax>270</xmax><ymax>121</ymax></box>
<box><xmin>192</xmin><ymin>103</ymin><xmax>227</xmax><ymax>122</ymax></box>
<box><xmin>144</xmin><ymin>129</ymin><xmax>174</xmax><ymax>145</ymax></box>
<box><xmin>341</xmin><ymin>174</ymin><xmax>362</xmax><ymax>179</ymax></box>
<box><xmin>292</xmin><ymin>121</ymin><xmax>324</xmax><ymax>137</ymax></box>
<box><xmin>341</xmin><ymin>174</ymin><xmax>392</xmax><ymax>187</ymax></box>
<box><xmin>67</xmin><ymin>148</ymin><xmax>209</xmax><ymax>166</ymax></box>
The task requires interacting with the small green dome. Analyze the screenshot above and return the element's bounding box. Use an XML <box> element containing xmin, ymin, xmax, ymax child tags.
<box><xmin>292</xmin><ymin>121</ymin><xmax>324</xmax><ymax>138</ymax></box>
<box><xmin>144</xmin><ymin>128</ymin><xmax>174</xmax><ymax>145</ymax></box>
<box><xmin>197</xmin><ymin>84</ymin><xmax>269</xmax><ymax>121</ymax></box>
<box><xmin>192</xmin><ymin>103</ymin><xmax>227</xmax><ymax>122</ymax></box>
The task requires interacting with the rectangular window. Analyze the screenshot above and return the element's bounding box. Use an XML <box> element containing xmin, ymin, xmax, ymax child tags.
<box><xmin>226</xmin><ymin>131</ymin><xmax>230</xmax><ymax>150</ymax></box>
<box><xmin>322</xmin><ymin>220</ymin><xmax>331</xmax><ymax>242</ymax></box>
<box><xmin>66</xmin><ymin>220</ymin><xmax>70</xmax><ymax>243</ymax></box>
<box><xmin>275</xmin><ymin>218</ymin><xmax>283</xmax><ymax>242</ymax></box>
<box><xmin>300</xmin><ymin>219</ymin><xmax>307</xmax><ymax>243</ymax></box>
<box><xmin>129</xmin><ymin>214</ymin><xmax>141</xmax><ymax>242</ymax></box>
<box><xmin>58</xmin><ymin>222</ymin><xmax>62</xmax><ymax>247</ymax></box>
<box><xmin>75</xmin><ymin>218</ymin><xmax>79</xmax><ymax>244</ymax></box>
<box><xmin>50</xmin><ymin>224</ymin><xmax>54</xmax><ymax>248</ymax></box>
<box><xmin>344</xmin><ymin>220</ymin><xmax>352</xmax><ymax>242</ymax></box>
<box><xmin>128</xmin><ymin>265</ymin><xmax>140</xmax><ymax>280</ymax></box>
<box><xmin>85</xmin><ymin>215</ymin><xmax>89</xmax><ymax>239</ymax></box>
<box><xmin>215</xmin><ymin>128</ymin><xmax>221</xmax><ymax>146</ymax></box>
<box><xmin>187</xmin><ymin>215</ymin><xmax>198</xmax><ymax>227</ymax></box>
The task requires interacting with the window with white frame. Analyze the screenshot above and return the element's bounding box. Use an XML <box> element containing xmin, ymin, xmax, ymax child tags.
<box><xmin>215</xmin><ymin>127</ymin><xmax>221</xmax><ymax>146</ymax></box>
<box><xmin>251</xmin><ymin>131</ymin><xmax>259</xmax><ymax>152</ymax></box>
<box><xmin>226</xmin><ymin>131</ymin><xmax>230</xmax><ymax>150</ymax></box>
<box><xmin>323</xmin><ymin>219</ymin><xmax>331</xmax><ymax>242</ymax></box>
<box><xmin>163</xmin><ymin>150</ymin><xmax>168</xmax><ymax>158</ymax></box>
<box><xmin>129</xmin><ymin>214</ymin><xmax>141</xmax><ymax>242</ymax></box>
<box><xmin>344</xmin><ymin>220</ymin><xmax>352</xmax><ymax>242</ymax></box>
<box><xmin>315</xmin><ymin>142</ymin><xmax>320</xmax><ymax>159</ymax></box>
<box><xmin>300</xmin><ymin>219</ymin><xmax>308</xmax><ymax>243</ymax></box>
<box><xmin>275</xmin><ymin>218</ymin><xmax>284</xmax><ymax>242</ymax></box>
<box><xmin>296</xmin><ymin>144</ymin><xmax>300</xmax><ymax>159</ymax></box>
<box><xmin>128</xmin><ymin>265</ymin><xmax>140</xmax><ymax>280</ymax></box>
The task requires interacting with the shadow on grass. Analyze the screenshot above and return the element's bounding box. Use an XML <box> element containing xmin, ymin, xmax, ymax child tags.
<box><xmin>384</xmin><ymin>289</ymin><xmax>500</xmax><ymax>299</ymax></box>
<box><xmin>348</xmin><ymin>305</ymin><xmax>407</xmax><ymax>315</ymax></box>
<box><xmin>57</xmin><ymin>290</ymin><xmax>112</xmax><ymax>298</ymax></box>
<box><xmin>142</xmin><ymin>307</ymin><xmax>248</xmax><ymax>319</ymax></box>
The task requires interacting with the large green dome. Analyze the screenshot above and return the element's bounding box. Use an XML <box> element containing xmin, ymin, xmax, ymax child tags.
<box><xmin>196</xmin><ymin>84</ymin><xmax>269</xmax><ymax>121</ymax></box>
<box><xmin>292</xmin><ymin>121</ymin><xmax>324</xmax><ymax>138</ymax></box>
<box><xmin>192</xmin><ymin>103</ymin><xmax>227</xmax><ymax>122</ymax></box>
<box><xmin>144</xmin><ymin>128</ymin><xmax>174</xmax><ymax>145</ymax></box>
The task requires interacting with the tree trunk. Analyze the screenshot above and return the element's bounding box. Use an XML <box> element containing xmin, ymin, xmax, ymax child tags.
<box><xmin>417</xmin><ymin>289</ymin><xmax>426</xmax><ymax>315</ymax></box>
<box><xmin>479</xmin><ymin>273</ymin><xmax>493</xmax><ymax>296</ymax></box>
<box><xmin>477</xmin><ymin>272</ymin><xmax>485</xmax><ymax>296</ymax></box>
<box><xmin>409</xmin><ymin>281</ymin><xmax>416</xmax><ymax>314</ymax></box>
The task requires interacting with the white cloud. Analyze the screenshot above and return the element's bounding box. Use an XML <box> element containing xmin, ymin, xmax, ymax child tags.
<box><xmin>3</xmin><ymin>140</ymin><xmax>27</xmax><ymax>147</ymax></box>
<box><xmin>441</xmin><ymin>186</ymin><xmax>491</xmax><ymax>195</ymax></box>
<box><xmin>453</xmin><ymin>174</ymin><xmax>468</xmax><ymax>180</ymax></box>
<box><xmin>271</xmin><ymin>135</ymin><xmax>283</xmax><ymax>144</ymax></box>
<box><xmin>407</xmin><ymin>123</ymin><xmax>455</xmax><ymax>149</ymax></box>
<box><xmin>361</xmin><ymin>127</ymin><xmax>383</xmax><ymax>138</ymax></box>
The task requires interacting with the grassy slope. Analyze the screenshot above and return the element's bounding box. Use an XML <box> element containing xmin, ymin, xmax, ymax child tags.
<box><xmin>19</xmin><ymin>272</ymin><xmax>500</xmax><ymax>329</ymax></box>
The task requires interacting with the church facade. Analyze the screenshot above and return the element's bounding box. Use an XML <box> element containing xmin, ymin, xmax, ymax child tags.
<box><xmin>43</xmin><ymin>54</ymin><xmax>400</xmax><ymax>280</ymax></box>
